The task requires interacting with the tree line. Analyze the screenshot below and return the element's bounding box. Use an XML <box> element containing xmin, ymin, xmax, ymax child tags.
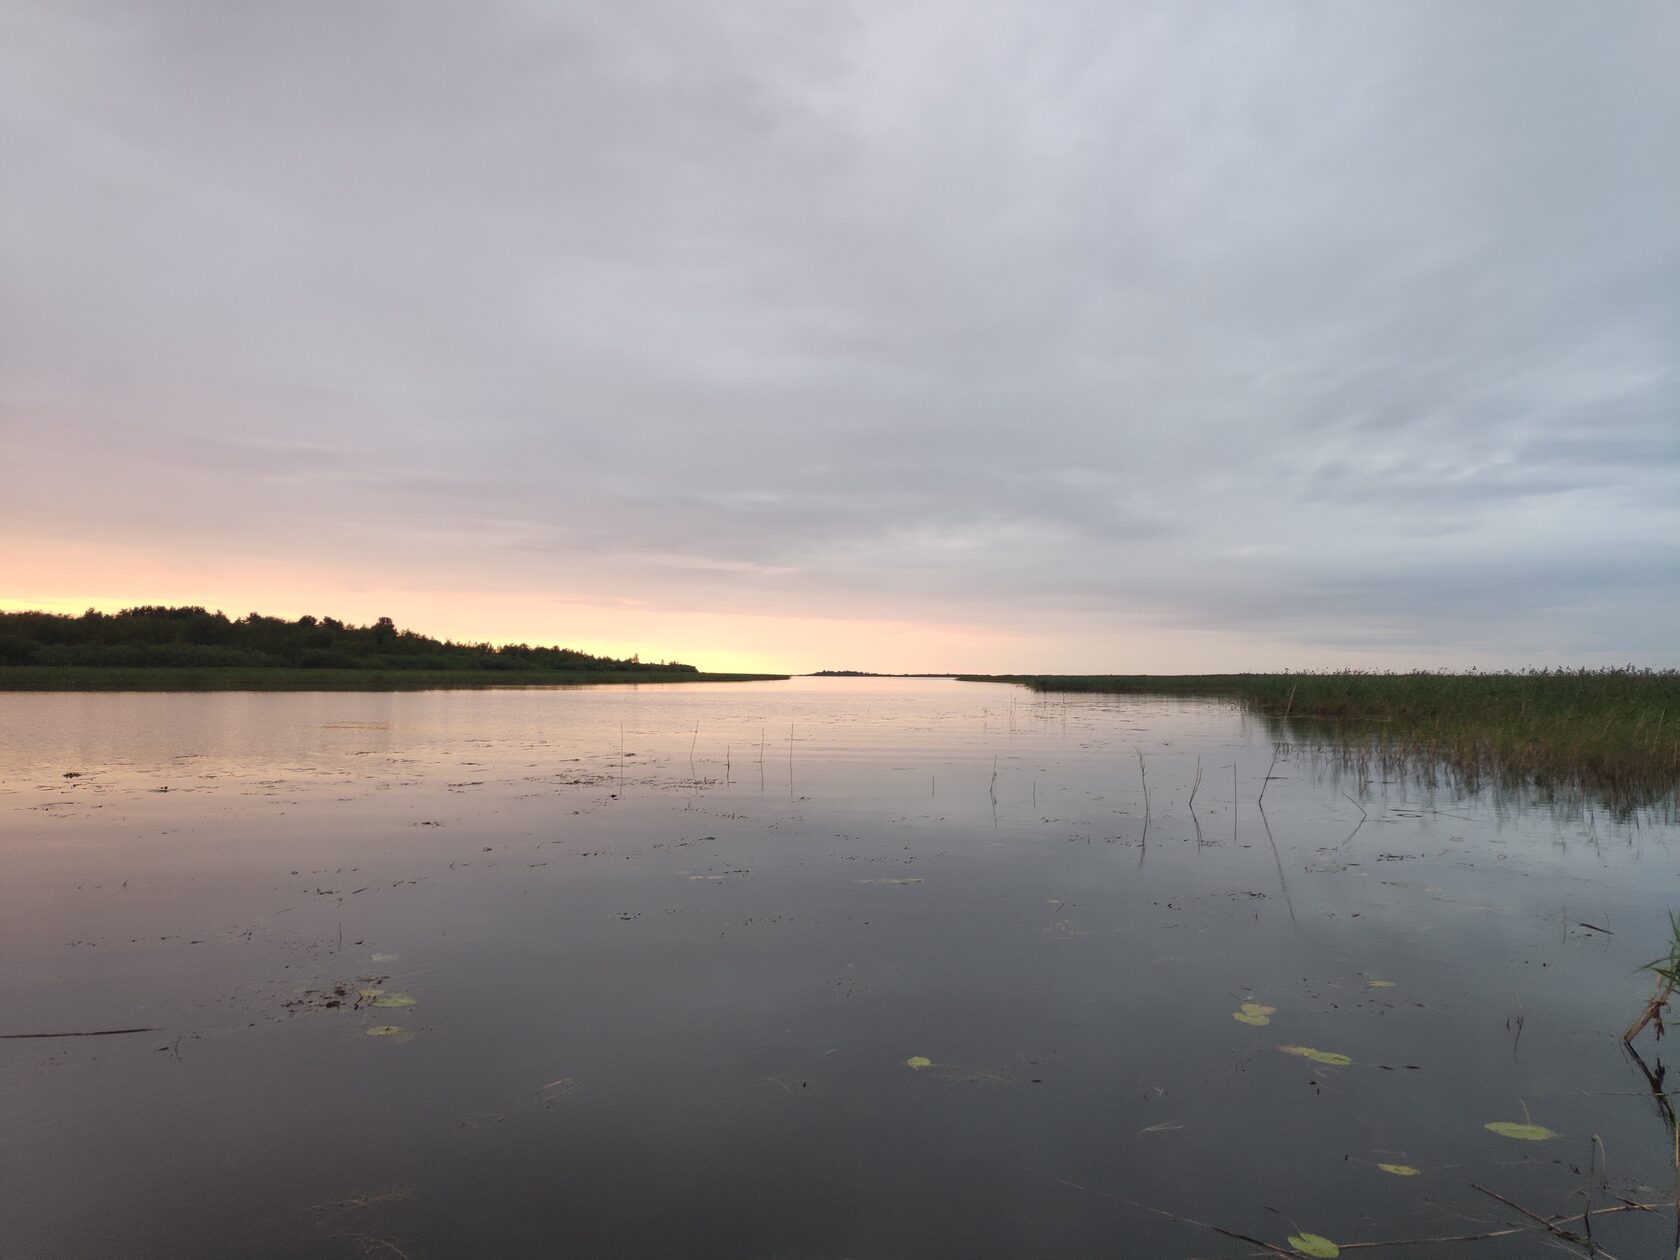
<box><xmin>0</xmin><ymin>606</ymin><xmax>697</xmax><ymax>673</ymax></box>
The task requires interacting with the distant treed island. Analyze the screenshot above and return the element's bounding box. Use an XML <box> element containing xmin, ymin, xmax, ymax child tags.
<box><xmin>0</xmin><ymin>607</ymin><xmax>785</xmax><ymax>689</ymax></box>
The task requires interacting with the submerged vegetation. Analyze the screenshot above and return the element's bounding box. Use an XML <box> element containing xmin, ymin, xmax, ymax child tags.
<box><xmin>0</xmin><ymin>606</ymin><xmax>784</xmax><ymax>688</ymax></box>
<box><xmin>962</xmin><ymin>669</ymin><xmax>1680</xmax><ymax>809</ymax></box>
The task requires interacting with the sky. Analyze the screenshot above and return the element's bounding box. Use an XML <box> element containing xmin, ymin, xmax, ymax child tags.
<box><xmin>2</xmin><ymin>2</ymin><xmax>1676</xmax><ymax>674</ymax></box>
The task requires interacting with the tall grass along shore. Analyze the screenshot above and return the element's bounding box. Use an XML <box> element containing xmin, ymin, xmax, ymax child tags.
<box><xmin>961</xmin><ymin>669</ymin><xmax>1679</xmax><ymax>810</ymax></box>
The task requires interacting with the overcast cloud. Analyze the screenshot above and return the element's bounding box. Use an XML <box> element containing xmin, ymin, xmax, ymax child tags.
<box><xmin>2</xmin><ymin>1</ymin><xmax>1676</xmax><ymax>669</ymax></box>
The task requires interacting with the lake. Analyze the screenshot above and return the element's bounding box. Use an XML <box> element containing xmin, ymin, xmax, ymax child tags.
<box><xmin>3</xmin><ymin>677</ymin><xmax>1675</xmax><ymax>1258</ymax></box>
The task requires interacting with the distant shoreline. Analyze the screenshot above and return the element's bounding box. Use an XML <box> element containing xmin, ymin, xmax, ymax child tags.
<box><xmin>806</xmin><ymin>671</ymin><xmax>961</xmax><ymax>678</ymax></box>
<box><xmin>0</xmin><ymin>666</ymin><xmax>788</xmax><ymax>692</ymax></box>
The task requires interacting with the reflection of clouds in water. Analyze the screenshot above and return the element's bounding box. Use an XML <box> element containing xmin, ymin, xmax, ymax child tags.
<box><xmin>0</xmin><ymin>682</ymin><xmax>1674</xmax><ymax>1254</ymax></box>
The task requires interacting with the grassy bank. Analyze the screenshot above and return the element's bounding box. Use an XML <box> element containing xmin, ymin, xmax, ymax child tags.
<box><xmin>0</xmin><ymin>666</ymin><xmax>787</xmax><ymax>691</ymax></box>
<box><xmin>961</xmin><ymin>669</ymin><xmax>1679</xmax><ymax>808</ymax></box>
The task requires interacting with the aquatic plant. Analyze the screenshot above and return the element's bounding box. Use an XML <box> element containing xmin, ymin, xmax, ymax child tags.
<box><xmin>1625</xmin><ymin>911</ymin><xmax>1680</xmax><ymax>1044</ymax></box>
<box><xmin>962</xmin><ymin>668</ymin><xmax>1680</xmax><ymax>811</ymax></box>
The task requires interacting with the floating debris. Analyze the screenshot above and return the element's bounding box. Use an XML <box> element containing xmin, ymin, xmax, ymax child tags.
<box><xmin>905</xmin><ymin>1055</ymin><xmax>933</xmax><ymax>1070</ymax></box>
<box><xmin>1279</xmin><ymin>1045</ymin><xmax>1352</xmax><ymax>1066</ymax></box>
<box><xmin>536</xmin><ymin>1077</ymin><xmax>577</xmax><ymax>1104</ymax></box>
<box><xmin>365</xmin><ymin>1026</ymin><xmax>408</xmax><ymax>1038</ymax></box>
<box><xmin>1287</xmin><ymin>1233</ymin><xmax>1340</xmax><ymax>1258</ymax></box>
<box><xmin>1376</xmin><ymin>1163</ymin><xmax>1420</xmax><ymax>1176</ymax></box>
<box><xmin>1483</xmin><ymin>1121</ymin><xmax>1557</xmax><ymax>1141</ymax></box>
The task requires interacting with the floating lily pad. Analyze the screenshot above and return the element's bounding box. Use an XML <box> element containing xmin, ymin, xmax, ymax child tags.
<box><xmin>1367</xmin><ymin>979</ymin><xmax>1396</xmax><ymax>988</ymax></box>
<box><xmin>365</xmin><ymin>1025</ymin><xmax>407</xmax><ymax>1037</ymax></box>
<box><xmin>905</xmin><ymin>1055</ymin><xmax>933</xmax><ymax>1070</ymax></box>
<box><xmin>371</xmin><ymin>953</ymin><xmax>398</xmax><ymax>962</ymax></box>
<box><xmin>1484</xmin><ymin>1121</ymin><xmax>1558</xmax><ymax>1141</ymax></box>
<box><xmin>1232</xmin><ymin>1001</ymin><xmax>1277</xmax><ymax>1026</ymax></box>
<box><xmin>371</xmin><ymin>993</ymin><xmax>417</xmax><ymax>1008</ymax></box>
<box><xmin>1279</xmin><ymin>1045</ymin><xmax>1352</xmax><ymax>1066</ymax></box>
<box><xmin>1288</xmin><ymin>1234</ymin><xmax>1340</xmax><ymax>1258</ymax></box>
<box><xmin>1377</xmin><ymin>1163</ymin><xmax>1420</xmax><ymax>1176</ymax></box>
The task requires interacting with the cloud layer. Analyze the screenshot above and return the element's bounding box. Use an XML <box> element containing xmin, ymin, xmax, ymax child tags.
<box><xmin>3</xmin><ymin>2</ymin><xmax>1676</xmax><ymax>669</ymax></box>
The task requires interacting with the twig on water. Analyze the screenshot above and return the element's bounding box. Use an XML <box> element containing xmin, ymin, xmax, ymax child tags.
<box><xmin>1016</xmin><ymin>1166</ymin><xmax>1294</xmax><ymax>1258</ymax></box>
<box><xmin>2</xmin><ymin>1027</ymin><xmax>161</xmax><ymax>1039</ymax></box>
<box><xmin>1334</xmin><ymin>1200</ymin><xmax>1666</xmax><ymax>1251</ymax></box>
<box><xmin>1472</xmin><ymin>1183</ymin><xmax>1605</xmax><ymax>1256</ymax></box>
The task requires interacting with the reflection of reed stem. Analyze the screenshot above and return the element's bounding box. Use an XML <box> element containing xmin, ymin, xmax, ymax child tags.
<box><xmin>1258</xmin><ymin>745</ymin><xmax>1280</xmax><ymax>804</ymax></box>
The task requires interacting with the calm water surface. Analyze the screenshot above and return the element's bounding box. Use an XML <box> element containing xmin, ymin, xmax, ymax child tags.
<box><xmin>2</xmin><ymin>678</ymin><xmax>1676</xmax><ymax>1258</ymax></box>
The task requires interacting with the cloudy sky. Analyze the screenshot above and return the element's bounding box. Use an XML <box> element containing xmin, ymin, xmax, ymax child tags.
<box><xmin>2</xmin><ymin>2</ymin><xmax>1675</xmax><ymax>673</ymax></box>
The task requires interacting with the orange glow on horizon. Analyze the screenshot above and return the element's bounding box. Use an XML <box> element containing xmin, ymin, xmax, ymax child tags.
<box><xmin>0</xmin><ymin>542</ymin><xmax>1024</xmax><ymax>675</ymax></box>
<box><xmin>3</xmin><ymin>540</ymin><xmax>1517</xmax><ymax>675</ymax></box>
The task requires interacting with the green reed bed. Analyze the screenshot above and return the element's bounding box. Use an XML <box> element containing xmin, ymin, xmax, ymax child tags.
<box><xmin>0</xmin><ymin>666</ymin><xmax>787</xmax><ymax>691</ymax></box>
<box><xmin>962</xmin><ymin>669</ymin><xmax>1680</xmax><ymax>809</ymax></box>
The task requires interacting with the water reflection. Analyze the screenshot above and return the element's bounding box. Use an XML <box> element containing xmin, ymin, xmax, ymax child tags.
<box><xmin>1</xmin><ymin>679</ymin><xmax>1675</xmax><ymax>1257</ymax></box>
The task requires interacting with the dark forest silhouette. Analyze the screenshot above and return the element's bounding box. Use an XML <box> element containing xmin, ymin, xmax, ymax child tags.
<box><xmin>0</xmin><ymin>606</ymin><xmax>694</xmax><ymax>674</ymax></box>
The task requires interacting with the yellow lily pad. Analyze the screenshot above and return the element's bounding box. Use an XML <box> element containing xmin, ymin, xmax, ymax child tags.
<box><xmin>1367</xmin><ymin>979</ymin><xmax>1396</xmax><ymax>989</ymax></box>
<box><xmin>1377</xmin><ymin>1163</ymin><xmax>1420</xmax><ymax>1176</ymax></box>
<box><xmin>371</xmin><ymin>993</ymin><xmax>417</xmax><ymax>1008</ymax></box>
<box><xmin>1288</xmin><ymin>1232</ymin><xmax>1340</xmax><ymax>1257</ymax></box>
<box><xmin>1484</xmin><ymin>1121</ymin><xmax>1558</xmax><ymax>1141</ymax></box>
<box><xmin>1279</xmin><ymin>1045</ymin><xmax>1352</xmax><ymax>1066</ymax></box>
<box><xmin>1233</xmin><ymin>1011</ymin><xmax>1270</xmax><ymax>1026</ymax></box>
<box><xmin>905</xmin><ymin>1055</ymin><xmax>933</xmax><ymax>1070</ymax></box>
